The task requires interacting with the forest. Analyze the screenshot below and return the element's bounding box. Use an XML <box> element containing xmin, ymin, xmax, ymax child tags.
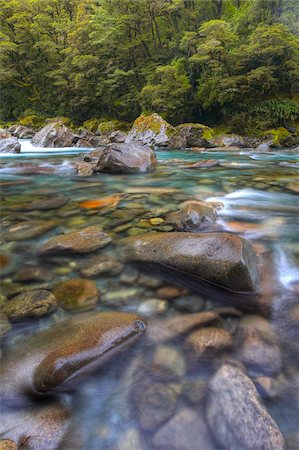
<box><xmin>0</xmin><ymin>0</ymin><xmax>299</xmax><ymax>132</ymax></box>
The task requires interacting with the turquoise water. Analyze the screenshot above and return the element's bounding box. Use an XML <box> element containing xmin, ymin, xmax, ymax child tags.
<box><xmin>0</xmin><ymin>141</ymin><xmax>299</xmax><ymax>449</ymax></box>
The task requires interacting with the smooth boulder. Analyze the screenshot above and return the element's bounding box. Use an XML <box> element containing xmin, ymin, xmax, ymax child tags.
<box><xmin>31</xmin><ymin>121</ymin><xmax>75</xmax><ymax>147</ymax></box>
<box><xmin>95</xmin><ymin>142</ymin><xmax>157</xmax><ymax>173</ymax></box>
<box><xmin>124</xmin><ymin>232</ymin><xmax>259</xmax><ymax>292</ymax></box>
<box><xmin>0</xmin><ymin>312</ymin><xmax>146</xmax><ymax>402</ymax></box>
<box><xmin>0</xmin><ymin>138</ymin><xmax>21</xmax><ymax>153</ymax></box>
<box><xmin>207</xmin><ymin>364</ymin><xmax>286</xmax><ymax>450</ymax></box>
<box><xmin>39</xmin><ymin>226</ymin><xmax>112</xmax><ymax>255</ymax></box>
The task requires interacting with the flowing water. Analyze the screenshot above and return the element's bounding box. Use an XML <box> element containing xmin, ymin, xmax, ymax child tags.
<box><xmin>0</xmin><ymin>141</ymin><xmax>299</xmax><ymax>449</ymax></box>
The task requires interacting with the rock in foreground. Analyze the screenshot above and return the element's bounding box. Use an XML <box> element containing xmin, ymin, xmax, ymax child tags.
<box><xmin>207</xmin><ymin>364</ymin><xmax>286</xmax><ymax>450</ymax></box>
<box><xmin>39</xmin><ymin>226</ymin><xmax>112</xmax><ymax>255</ymax></box>
<box><xmin>31</xmin><ymin>121</ymin><xmax>75</xmax><ymax>147</ymax></box>
<box><xmin>0</xmin><ymin>138</ymin><xmax>21</xmax><ymax>153</ymax></box>
<box><xmin>95</xmin><ymin>142</ymin><xmax>157</xmax><ymax>173</ymax></box>
<box><xmin>0</xmin><ymin>312</ymin><xmax>146</xmax><ymax>400</ymax></box>
<box><xmin>124</xmin><ymin>232</ymin><xmax>259</xmax><ymax>292</ymax></box>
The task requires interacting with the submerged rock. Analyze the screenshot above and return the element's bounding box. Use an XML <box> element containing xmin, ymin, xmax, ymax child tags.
<box><xmin>22</xmin><ymin>195</ymin><xmax>69</xmax><ymax>211</ymax></box>
<box><xmin>52</xmin><ymin>278</ymin><xmax>99</xmax><ymax>311</ymax></box>
<box><xmin>0</xmin><ymin>138</ymin><xmax>21</xmax><ymax>153</ymax></box>
<box><xmin>184</xmin><ymin>327</ymin><xmax>233</xmax><ymax>361</ymax></box>
<box><xmin>3</xmin><ymin>220</ymin><xmax>57</xmax><ymax>241</ymax></box>
<box><xmin>0</xmin><ymin>402</ymin><xmax>70</xmax><ymax>450</ymax></box>
<box><xmin>184</xmin><ymin>159</ymin><xmax>220</xmax><ymax>169</ymax></box>
<box><xmin>80</xmin><ymin>254</ymin><xmax>124</xmax><ymax>278</ymax></box>
<box><xmin>132</xmin><ymin>381</ymin><xmax>181</xmax><ymax>431</ymax></box>
<box><xmin>124</xmin><ymin>232</ymin><xmax>259</xmax><ymax>292</ymax></box>
<box><xmin>0</xmin><ymin>290</ymin><xmax>57</xmax><ymax>322</ymax></box>
<box><xmin>166</xmin><ymin>200</ymin><xmax>217</xmax><ymax>232</ymax></box>
<box><xmin>207</xmin><ymin>364</ymin><xmax>286</xmax><ymax>450</ymax></box>
<box><xmin>235</xmin><ymin>316</ymin><xmax>282</xmax><ymax>376</ymax></box>
<box><xmin>95</xmin><ymin>142</ymin><xmax>157</xmax><ymax>173</ymax></box>
<box><xmin>126</xmin><ymin>114</ymin><xmax>183</xmax><ymax>149</ymax></box>
<box><xmin>0</xmin><ymin>312</ymin><xmax>146</xmax><ymax>401</ymax></box>
<box><xmin>31</xmin><ymin>121</ymin><xmax>75</xmax><ymax>147</ymax></box>
<box><xmin>147</xmin><ymin>311</ymin><xmax>219</xmax><ymax>344</ymax></box>
<box><xmin>39</xmin><ymin>226</ymin><xmax>112</xmax><ymax>255</ymax></box>
<box><xmin>152</xmin><ymin>408</ymin><xmax>216</xmax><ymax>450</ymax></box>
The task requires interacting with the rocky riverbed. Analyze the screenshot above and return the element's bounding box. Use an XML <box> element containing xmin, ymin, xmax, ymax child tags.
<box><xmin>0</xmin><ymin>137</ymin><xmax>298</xmax><ymax>449</ymax></box>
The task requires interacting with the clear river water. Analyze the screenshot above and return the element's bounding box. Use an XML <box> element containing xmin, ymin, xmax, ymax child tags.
<box><xmin>0</xmin><ymin>140</ymin><xmax>299</xmax><ymax>449</ymax></box>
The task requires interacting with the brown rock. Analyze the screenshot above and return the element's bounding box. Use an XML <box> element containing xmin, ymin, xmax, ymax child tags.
<box><xmin>207</xmin><ymin>364</ymin><xmax>286</xmax><ymax>450</ymax></box>
<box><xmin>0</xmin><ymin>312</ymin><xmax>146</xmax><ymax>398</ymax></box>
<box><xmin>156</xmin><ymin>286</ymin><xmax>182</xmax><ymax>299</ymax></box>
<box><xmin>80</xmin><ymin>255</ymin><xmax>124</xmax><ymax>278</ymax></box>
<box><xmin>0</xmin><ymin>441</ymin><xmax>17</xmax><ymax>450</ymax></box>
<box><xmin>166</xmin><ymin>201</ymin><xmax>217</xmax><ymax>231</ymax></box>
<box><xmin>184</xmin><ymin>327</ymin><xmax>233</xmax><ymax>360</ymax></box>
<box><xmin>39</xmin><ymin>226</ymin><xmax>112</xmax><ymax>255</ymax></box>
<box><xmin>52</xmin><ymin>279</ymin><xmax>99</xmax><ymax>311</ymax></box>
<box><xmin>147</xmin><ymin>311</ymin><xmax>219</xmax><ymax>344</ymax></box>
<box><xmin>0</xmin><ymin>290</ymin><xmax>57</xmax><ymax>322</ymax></box>
<box><xmin>75</xmin><ymin>161</ymin><xmax>94</xmax><ymax>177</ymax></box>
<box><xmin>124</xmin><ymin>232</ymin><xmax>259</xmax><ymax>292</ymax></box>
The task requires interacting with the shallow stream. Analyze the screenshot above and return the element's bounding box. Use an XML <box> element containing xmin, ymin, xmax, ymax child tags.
<box><xmin>0</xmin><ymin>141</ymin><xmax>299</xmax><ymax>449</ymax></box>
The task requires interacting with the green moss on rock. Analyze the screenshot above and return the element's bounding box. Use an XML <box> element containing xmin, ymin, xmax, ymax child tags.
<box><xmin>98</xmin><ymin>120</ymin><xmax>131</xmax><ymax>134</ymax></box>
<box><xmin>19</xmin><ymin>115</ymin><xmax>46</xmax><ymax>129</ymax></box>
<box><xmin>83</xmin><ymin>118</ymin><xmax>101</xmax><ymax>132</ymax></box>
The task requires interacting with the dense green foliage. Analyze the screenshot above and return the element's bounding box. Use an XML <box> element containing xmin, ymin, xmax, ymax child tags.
<box><xmin>0</xmin><ymin>0</ymin><xmax>298</xmax><ymax>131</ymax></box>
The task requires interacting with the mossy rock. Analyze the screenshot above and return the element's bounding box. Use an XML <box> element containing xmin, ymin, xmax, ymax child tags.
<box><xmin>262</xmin><ymin>127</ymin><xmax>294</xmax><ymax>146</ymax></box>
<box><xmin>83</xmin><ymin>118</ymin><xmax>101</xmax><ymax>132</ymax></box>
<box><xmin>127</xmin><ymin>114</ymin><xmax>184</xmax><ymax>148</ymax></box>
<box><xmin>177</xmin><ymin>123</ymin><xmax>214</xmax><ymax>140</ymax></box>
<box><xmin>19</xmin><ymin>115</ymin><xmax>46</xmax><ymax>129</ymax></box>
<box><xmin>98</xmin><ymin>120</ymin><xmax>131</xmax><ymax>134</ymax></box>
<box><xmin>134</xmin><ymin>114</ymin><xmax>174</xmax><ymax>135</ymax></box>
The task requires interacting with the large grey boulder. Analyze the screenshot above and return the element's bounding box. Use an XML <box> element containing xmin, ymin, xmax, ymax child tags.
<box><xmin>31</xmin><ymin>121</ymin><xmax>75</xmax><ymax>147</ymax></box>
<box><xmin>124</xmin><ymin>232</ymin><xmax>259</xmax><ymax>292</ymax></box>
<box><xmin>126</xmin><ymin>114</ymin><xmax>184</xmax><ymax>149</ymax></box>
<box><xmin>207</xmin><ymin>364</ymin><xmax>286</xmax><ymax>450</ymax></box>
<box><xmin>95</xmin><ymin>142</ymin><xmax>157</xmax><ymax>173</ymax></box>
<box><xmin>0</xmin><ymin>137</ymin><xmax>21</xmax><ymax>153</ymax></box>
